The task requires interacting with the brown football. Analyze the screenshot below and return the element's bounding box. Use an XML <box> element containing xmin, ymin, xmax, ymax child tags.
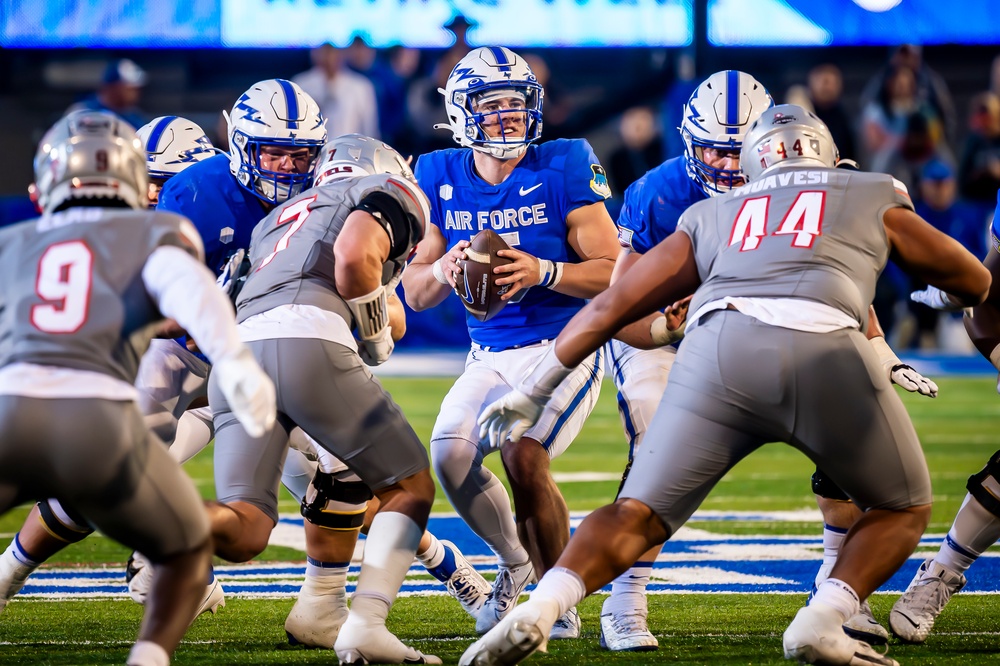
<box><xmin>455</xmin><ymin>229</ymin><xmax>514</xmax><ymax>322</ymax></box>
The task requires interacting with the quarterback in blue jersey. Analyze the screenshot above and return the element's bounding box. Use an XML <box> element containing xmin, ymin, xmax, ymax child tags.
<box><xmin>403</xmin><ymin>46</ymin><xmax>620</xmax><ymax>639</ymax></box>
<box><xmin>891</xmin><ymin>188</ymin><xmax>1000</xmax><ymax>642</ymax></box>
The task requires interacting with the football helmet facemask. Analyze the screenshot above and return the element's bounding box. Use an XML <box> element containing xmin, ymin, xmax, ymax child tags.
<box><xmin>314</xmin><ymin>134</ymin><xmax>415</xmax><ymax>186</ymax></box>
<box><xmin>225</xmin><ymin>78</ymin><xmax>327</xmax><ymax>205</ymax></box>
<box><xmin>436</xmin><ymin>46</ymin><xmax>543</xmax><ymax>161</ymax></box>
<box><xmin>740</xmin><ymin>104</ymin><xmax>839</xmax><ymax>182</ymax></box>
<box><xmin>680</xmin><ymin>70</ymin><xmax>773</xmax><ymax>197</ymax></box>
<box><xmin>33</xmin><ymin>110</ymin><xmax>148</xmax><ymax>213</ymax></box>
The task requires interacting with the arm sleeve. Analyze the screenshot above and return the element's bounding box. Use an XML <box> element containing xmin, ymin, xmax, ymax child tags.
<box><xmin>141</xmin><ymin>245</ymin><xmax>243</xmax><ymax>365</ymax></box>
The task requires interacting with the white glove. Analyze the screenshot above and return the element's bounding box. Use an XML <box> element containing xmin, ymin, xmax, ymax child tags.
<box><xmin>358</xmin><ymin>326</ymin><xmax>394</xmax><ymax>366</ymax></box>
<box><xmin>213</xmin><ymin>347</ymin><xmax>277</xmax><ymax>438</ymax></box>
<box><xmin>890</xmin><ymin>364</ymin><xmax>939</xmax><ymax>397</ymax></box>
<box><xmin>870</xmin><ymin>336</ymin><xmax>938</xmax><ymax>398</ymax></box>
<box><xmin>477</xmin><ymin>390</ymin><xmax>545</xmax><ymax>449</ymax></box>
<box><xmin>910</xmin><ymin>286</ymin><xmax>968</xmax><ymax>313</ymax></box>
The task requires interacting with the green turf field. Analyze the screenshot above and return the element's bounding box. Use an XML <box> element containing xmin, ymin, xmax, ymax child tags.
<box><xmin>1</xmin><ymin>376</ymin><xmax>998</xmax><ymax>664</ymax></box>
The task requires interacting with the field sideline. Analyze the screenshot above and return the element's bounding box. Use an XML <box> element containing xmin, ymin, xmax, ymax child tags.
<box><xmin>0</xmin><ymin>375</ymin><xmax>998</xmax><ymax>664</ymax></box>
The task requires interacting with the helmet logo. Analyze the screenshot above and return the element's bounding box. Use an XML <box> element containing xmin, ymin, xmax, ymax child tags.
<box><xmin>234</xmin><ymin>94</ymin><xmax>266</xmax><ymax>126</ymax></box>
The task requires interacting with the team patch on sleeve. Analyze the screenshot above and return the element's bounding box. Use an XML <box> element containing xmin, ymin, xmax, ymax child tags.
<box><xmin>617</xmin><ymin>226</ymin><xmax>634</xmax><ymax>250</ymax></box>
<box><xmin>590</xmin><ymin>164</ymin><xmax>611</xmax><ymax>199</ymax></box>
<box><xmin>993</xmin><ymin>230</ymin><xmax>1000</xmax><ymax>253</ymax></box>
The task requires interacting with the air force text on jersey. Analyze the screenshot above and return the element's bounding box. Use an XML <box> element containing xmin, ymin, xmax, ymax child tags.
<box><xmin>443</xmin><ymin>203</ymin><xmax>549</xmax><ymax>232</ymax></box>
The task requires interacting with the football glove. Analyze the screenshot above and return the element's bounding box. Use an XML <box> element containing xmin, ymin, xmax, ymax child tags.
<box><xmin>213</xmin><ymin>347</ymin><xmax>277</xmax><ymax>438</ymax></box>
<box><xmin>910</xmin><ymin>286</ymin><xmax>969</xmax><ymax>313</ymax></box>
<box><xmin>358</xmin><ymin>326</ymin><xmax>395</xmax><ymax>367</ymax></box>
<box><xmin>870</xmin><ymin>336</ymin><xmax>938</xmax><ymax>398</ymax></box>
<box><xmin>477</xmin><ymin>390</ymin><xmax>545</xmax><ymax>449</ymax></box>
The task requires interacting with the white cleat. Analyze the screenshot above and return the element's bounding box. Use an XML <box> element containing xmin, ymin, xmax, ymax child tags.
<box><xmin>440</xmin><ymin>540</ymin><xmax>491</xmax><ymax>620</ymax></box>
<box><xmin>126</xmin><ymin>551</ymin><xmax>225</xmax><ymax>618</ymax></box>
<box><xmin>842</xmin><ymin>600</ymin><xmax>889</xmax><ymax>646</ymax></box>
<box><xmin>198</xmin><ymin>575</ymin><xmax>226</xmax><ymax>616</ymax></box>
<box><xmin>599</xmin><ymin>610</ymin><xmax>658</xmax><ymax>651</ymax></box>
<box><xmin>334</xmin><ymin>619</ymin><xmax>441</xmax><ymax>664</ymax></box>
<box><xmin>475</xmin><ymin>562</ymin><xmax>535</xmax><ymax>635</ymax></box>
<box><xmin>0</xmin><ymin>550</ymin><xmax>34</xmax><ymax>614</ymax></box>
<box><xmin>285</xmin><ymin>589</ymin><xmax>349</xmax><ymax>648</ymax></box>
<box><xmin>548</xmin><ymin>607</ymin><xmax>580</xmax><ymax>640</ymax></box>
<box><xmin>459</xmin><ymin>599</ymin><xmax>559</xmax><ymax>666</ymax></box>
<box><xmin>783</xmin><ymin>604</ymin><xmax>899</xmax><ymax>666</ymax></box>
<box><xmin>889</xmin><ymin>558</ymin><xmax>966</xmax><ymax>644</ymax></box>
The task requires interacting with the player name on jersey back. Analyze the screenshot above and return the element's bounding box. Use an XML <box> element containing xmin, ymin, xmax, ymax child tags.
<box><xmin>443</xmin><ymin>203</ymin><xmax>549</xmax><ymax>232</ymax></box>
<box><xmin>733</xmin><ymin>170</ymin><xmax>830</xmax><ymax>197</ymax></box>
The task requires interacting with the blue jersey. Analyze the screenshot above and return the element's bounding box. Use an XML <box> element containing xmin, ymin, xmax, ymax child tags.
<box><xmin>415</xmin><ymin>139</ymin><xmax>610</xmax><ymax>349</ymax></box>
<box><xmin>616</xmin><ymin>156</ymin><xmax>704</xmax><ymax>254</ymax></box>
<box><xmin>991</xmin><ymin>188</ymin><xmax>1000</xmax><ymax>252</ymax></box>
<box><xmin>157</xmin><ymin>154</ymin><xmax>267</xmax><ymax>274</ymax></box>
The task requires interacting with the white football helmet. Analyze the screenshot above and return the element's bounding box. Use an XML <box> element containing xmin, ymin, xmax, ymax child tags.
<box><xmin>740</xmin><ymin>104</ymin><xmax>839</xmax><ymax>182</ymax></box>
<box><xmin>680</xmin><ymin>70</ymin><xmax>773</xmax><ymax>197</ymax></box>
<box><xmin>137</xmin><ymin>116</ymin><xmax>218</xmax><ymax>182</ymax></box>
<box><xmin>436</xmin><ymin>46</ymin><xmax>543</xmax><ymax>160</ymax></box>
<box><xmin>225</xmin><ymin>78</ymin><xmax>327</xmax><ymax>205</ymax></box>
<box><xmin>314</xmin><ymin>134</ymin><xmax>415</xmax><ymax>186</ymax></box>
<box><xmin>33</xmin><ymin>110</ymin><xmax>147</xmax><ymax>213</ymax></box>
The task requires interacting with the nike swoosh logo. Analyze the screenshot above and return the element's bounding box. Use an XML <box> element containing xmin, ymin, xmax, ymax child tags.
<box><xmin>519</xmin><ymin>183</ymin><xmax>542</xmax><ymax>196</ymax></box>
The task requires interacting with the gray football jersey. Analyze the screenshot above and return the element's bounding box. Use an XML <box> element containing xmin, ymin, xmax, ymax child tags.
<box><xmin>0</xmin><ymin>208</ymin><xmax>199</xmax><ymax>383</ymax></box>
<box><xmin>679</xmin><ymin>168</ymin><xmax>913</xmax><ymax>329</ymax></box>
<box><xmin>237</xmin><ymin>173</ymin><xmax>429</xmax><ymax>324</ymax></box>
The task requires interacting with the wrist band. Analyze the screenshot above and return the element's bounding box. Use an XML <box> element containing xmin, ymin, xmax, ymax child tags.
<box><xmin>432</xmin><ymin>258</ymin><xmax>449</xmax><ymax>285</ymax></box>
<box><xmin>537</xmin><ymin>259</ymin><xmax>565</xmax><ymax>289</ymax></box>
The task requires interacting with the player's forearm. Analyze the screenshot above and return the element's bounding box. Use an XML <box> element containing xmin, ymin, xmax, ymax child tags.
<box><xmin>966</xmin><ymin>302</ymin><xmax>1000</xmax><ymax>365</ymax></box>
<box><xmin>612</xmin><ymin>312</ymin><xmax>663</xmax><ymax>349</ymax></box>
<box><xmin>401</xmin><ymin>263</ymin><xmax>453</xmax><ymax>311</ymax></box>
<box><xmin>550</xmin><ymin>257</ymin><xmax>615</xmax><ymax>299</ymax></box>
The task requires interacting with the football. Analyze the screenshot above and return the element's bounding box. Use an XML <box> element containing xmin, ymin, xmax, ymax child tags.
<box><xmin>455</xmin><ymin>228</ymin><xmax>514</xmax><ymax>322</ymax></box>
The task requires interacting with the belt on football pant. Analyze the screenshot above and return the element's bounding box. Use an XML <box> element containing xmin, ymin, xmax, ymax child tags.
<box><xmin>470</xmin><ymin>339</ymin><xmax>552</xmax><ymax>353</ymax></box>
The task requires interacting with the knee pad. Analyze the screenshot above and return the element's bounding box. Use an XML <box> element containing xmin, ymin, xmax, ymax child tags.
<box><xmin>301</xmin><ymin>469</ymin><xmax>374</xmax><ymax>531</ymax></box>
<box><xmin>37</xmin><ymin>499</ymin><xmax>93</xmax><ymax>544</ymax></box>
<box><xmin>967</xmin><ymin>449</ymin><xmax>1000</xmax><ymax>519</ymax></box>
<box><xmin>811</xmin><ymin>468</ymin><xmax>851</xmax><ymax>501</ymax></box>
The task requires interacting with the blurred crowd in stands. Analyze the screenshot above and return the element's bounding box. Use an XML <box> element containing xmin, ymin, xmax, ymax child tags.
<box><xmin>1</xmin><ymin>35</ymin><xmax>999</xmax><ymax>353</ymax></box>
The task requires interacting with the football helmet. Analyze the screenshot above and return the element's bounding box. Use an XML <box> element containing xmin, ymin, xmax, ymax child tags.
<box><xmin>740</xmin><ymin>104</ymin><xmax>839</xmax><ymax>182</ymax></box>
<box><xmin>314</xmin><ymin>134</ymin><xmax>415</xmax><ymax>186</ymax></box>
<box><xmin>436</xmin><ymin>46</ymin><xmax>543</xmax><ymax>160</ymax></box>
<box><xmin>224</xmin><ymin>78</ymin><xmax>327</xmax><ymax>205</ymax></box>
<box><xmin>137</xmin><ymin>116</ymin><xmax>218</xmax><ymax>182</ymax></box>
<box><xmin>680</xmin><ymin>70</ymin><xmax>773</xmax><ymax>196</ymax></box>
<box><xmin>33</xmin><ymin>110</ymin><xmax>147</xmax><ymax>213</ymax></box>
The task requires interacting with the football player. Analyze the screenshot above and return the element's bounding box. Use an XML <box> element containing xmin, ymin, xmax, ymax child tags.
<box><xmin>0</xmin><ymin>110</ymin><xmax>274</xmax><ymax>666</ymax></box>
<box><xmin>465</xmin><ymin>104</ymin><xmax>990</xmax><ymax>666</ymax></box>
<box><xmin>0</xmin><ymin>114</ymin><xmax>227</xmax><ymax>619</ymax></box>
<box><xmin>603</xmin><ymin>72</ymin><xmax>934</xmax><ymax>650</ymax></box>
<box><xmin>205</xmin><ymin>134</ymin><xmax>440</xmax><ymax>664</ymax></box>
<box><xmin>402</xmin><ymin>46</ymin><xmax>620</xmax><ymax>639</ymax></box>
<box><xmin>889</xmin><ymin>188</ymin><xmax>1000</xmax><ymax>642</ymax></box>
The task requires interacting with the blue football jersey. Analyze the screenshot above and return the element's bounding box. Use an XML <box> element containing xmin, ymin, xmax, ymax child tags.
<box><xmin>616</xmin><ymin>156</ymin><xmax>705</xmax><ymax>254</ymax></box>
<box><xmin>992</xmin><ymin>188</ymin><xmax>1000</xmax><ymax>251</ymax></box>
<box><xmin>415</xmin><ymin>139</ymin><xmax>610</xmax><ymax>349</ymax></box>
<box><xmin>157</xmin><ymin>153</ymin><xmax>268</xmax><ymax>274</ymax></box>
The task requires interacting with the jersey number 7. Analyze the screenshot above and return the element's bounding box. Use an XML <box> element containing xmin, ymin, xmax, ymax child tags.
<box><xmin>729</xmin><ymin>191</ymin><xmax>826</xmax><ymax>252</ymax></box>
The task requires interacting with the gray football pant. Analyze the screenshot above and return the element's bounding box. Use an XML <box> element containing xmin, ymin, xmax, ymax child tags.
<box><xmin>621</xmin><ymin>310</ymin><xmax>932</xmax><ymax>537</ymax></box>
<box><xmin>0</xmin><ymin>396</ymin><xmax>209</xmax><ymax>561</ymax></box>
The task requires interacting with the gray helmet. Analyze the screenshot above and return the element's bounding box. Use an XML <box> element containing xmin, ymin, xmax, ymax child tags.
<box><xmin>33</xmin><ymin>110</ymin><xmax>148</xmax><ymax>213</ymax></box>
<box><xmin>313</xmin><ymin>134</ymin><xmax>414</xmax><ymax>186</ymax></box>
<box><xmin>739</xmin><ymin>104</ymin><xmax>839</xmax><ymax>182</ymax></box>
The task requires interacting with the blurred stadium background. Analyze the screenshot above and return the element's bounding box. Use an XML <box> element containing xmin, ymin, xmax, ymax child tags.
<box><xmin>2</xmin><ymin>0</ymin><xmax>999</xmax><ymax>355</ymax></box>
